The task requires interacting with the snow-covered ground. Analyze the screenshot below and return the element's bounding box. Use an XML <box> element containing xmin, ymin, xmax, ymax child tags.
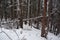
<box><xmin>0</xmin><ymin>20</ymin><xmax>60</xmax><ymax>40</ymax></box>
<box><xmin>0</xmin><ymin>24</ymin><xmax>60</xmax><ymax>40</ymax></box>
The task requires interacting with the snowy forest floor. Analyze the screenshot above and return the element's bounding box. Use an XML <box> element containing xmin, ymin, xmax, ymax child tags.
<box><xmin>0</xmin><ymin>19</ymin><xmax>60</xmax><ymax>40</ymax></box>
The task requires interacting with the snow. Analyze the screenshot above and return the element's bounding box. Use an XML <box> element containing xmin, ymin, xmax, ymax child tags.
<box><xmin>0</xmin><ymin>22</ymin><xmax>60</xmax><ymax>40</ymax></box>
<box><xmin>45</xmin><ymin>27</ymin><xmax>48</xmax><ymax>31</ymax></box>
<box><xmin>47</xmin><ymin>33</ymin><xmax>60</xmax><ymax>40</ymax></box>
<box><xmin>0</xmin><ymin>28</ymin><xmax>46</xmax><ymax>40</ymax></box>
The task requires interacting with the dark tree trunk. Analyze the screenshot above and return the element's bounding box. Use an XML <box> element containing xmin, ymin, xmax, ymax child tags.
<box><xmin>29</xmin><ymin>0</ymin><xmax>32</xmax><ymax>26</ymax></box>
<box><xmin>36</xmin><ymin>0</ymin><xmax>40</xmax><ymax>29</ymax></box>
<box><xmin>19</xmin><ymin>0</ymin><xmax>23</xmax><ymax>28</ymax></box>
<box><xmin>41</xmin><ymin>0</ymin><xmax>47</xmax><ymax>38</ymax></box>
<box><xmin>0</xmin><ymin>1</ymin><xmax>3</xmax><ymax>21</ymax></box>
<box><xmin>48</xmin><ymin>0</ymin><xmax>53</xmax><ymax>32</ymax></box>
<box><xmin>10</xmin><ymin>0</ymin><xmax>14</xmax><ymax>20</ymax></box>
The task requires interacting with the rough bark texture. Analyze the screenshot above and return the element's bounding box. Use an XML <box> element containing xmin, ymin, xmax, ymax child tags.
<box><xmin>41</xmin><ymin>0</ymin><xmax>47</xmax><ymax>38</ymax></box>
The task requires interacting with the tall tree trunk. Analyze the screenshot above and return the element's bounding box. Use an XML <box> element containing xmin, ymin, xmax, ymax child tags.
<box><xmin>24</xmin><ymin>0</ymin><xmax>28</xmax><ymax>25</ymax></box>
<box><xmin>29</xmin><ymin>0</ymin><xmax>32</xmax><ymax>26</ymax></box>
<box><xmin>48</xmin><ymin>0</ymin><xmax>53</xmax><ymax>32</ymax></box>
<box><xmin>41</xmin><ymin>0</ymin><xmax>47</xmax><ymax>38</ymax></box>
<box><xmin>0</xmin><ymin>1</ymin><xmax>3</xmax><ymax>21</ymax></box>
<box><xmin>4</xmin><ymin>0</ymin><xmax>8</xmax><ymax>21</ymax></box>
<box><xmin>10</xmin><ymin>0</ymin><xmax>14</xmax><ymax>20</ymax></box>
<box><xmin>36</xmin><ymin>0</ymin><xmax>40</xmax><ymax>29</ymax></box>
<box><xmin>19</xmin><ymin>0</ymin><xmax>23</xmax><ymax>28</ymax></box>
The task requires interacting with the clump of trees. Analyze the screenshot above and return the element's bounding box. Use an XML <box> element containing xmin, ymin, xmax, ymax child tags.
<box><xmin>0</xmin><ymin>0</ymin><xmax>60</xmax><ymax>38</ymax></box>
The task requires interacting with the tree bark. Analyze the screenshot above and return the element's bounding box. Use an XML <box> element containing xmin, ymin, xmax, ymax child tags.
<box><xmin>36</xmin><ymin>0</ymin><xmax>40</xmax><ymax>29</ymax></box>
<box><xmin>48</xmin><ymin>0</ymin><xmax>53</xmax><ymax>32</ymax></box>
<box><xmin>41</xmin><ymin>0</ymin><xmax>47</xmax><ymax>38</ymax></box>
<box><xmin>19</xmin><ymin>0</ymin><xmax>23</xmax><ymax>28</ymax></box>
<box><xmin>29</xmin><ymin>0</ymin><xmax>32</xmax><ymax>26</ymax></box>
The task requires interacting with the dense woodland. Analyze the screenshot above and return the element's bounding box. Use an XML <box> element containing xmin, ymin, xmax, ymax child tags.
<box><xmin>0</xmin><ymin>0</ymin><xmax>60</xmax><ymax>38</ymax></box>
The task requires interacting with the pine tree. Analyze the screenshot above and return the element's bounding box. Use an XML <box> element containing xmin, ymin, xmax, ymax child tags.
<box><xmin>0</xmin><ymin>1</ymin><xmax>3</xmax><ymax>21</ymax></box>
<box><xmin>48</xmin><ymin>0</ymin><xmax>53</xmax><ymax>32</ymax></box>
<box><xmin>19</xmin><ymin>0</ymin><xmax>23</xmax><ymax>28</ymax></box>
<box><xmin>27</xmin><ymin>0</ymin><xmax>31</xmax><ymax>26</ymax></box>
<box><xmin>41</xmin><ymin>0</ymin><xmax>48</xmax><ymax>38</ymax></box>
<box><xmin>36</xmin><ymin>0</ymin><xmax>40</xmax><ymax>29</ymax></box>
<box><xmin>52</xmin><ymin>0</ymin><xmax>60</xmax><ymax>35</ymax></box>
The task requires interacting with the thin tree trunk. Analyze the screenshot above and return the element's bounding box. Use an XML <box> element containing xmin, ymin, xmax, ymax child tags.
<box><xmin>48</xmin><ymin>0</ymin><xmax>53</xmax><ymax>32</ymax></box>
<box><xmin>19</xmin><ymin>0</ymin><xmax>23</xmax><ymax>28</ymax></box>
<box><xmin>29</xmin><ymin>0</ymin><xmax>32</xmax><ymax>26</ymax></box>
<box><xmin>11</xmin><ymin>0</ymin><xmax>14</xmax><ymax>20</ymax></box>
<box><xmin>24</xmin><ymin>0</ymin><xmax>28</xmax><ymax>25</ymax></box>
<box><xmin>36</xmin><ymin>0</ymin><xmax>40</xmax><ymax>29</ymax></box>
